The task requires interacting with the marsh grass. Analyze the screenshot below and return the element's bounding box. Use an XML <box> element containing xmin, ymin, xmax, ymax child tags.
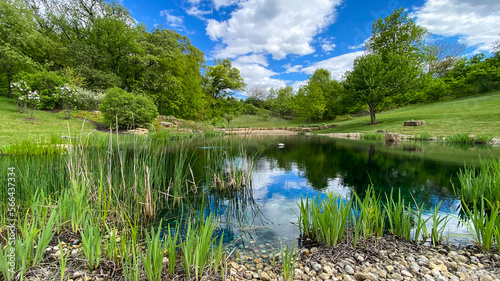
<box><xmin>462</xmin><ymin>199</ymin><xmax>499</xmax><ymax>251</ymax></box>
<box><xmin>415</xmin><ymin>132</ymin><xmax>431</xmax><ymax>141</ymax></box>
<box><xmin>360</xmin><ymin>133</ymin><xmax>384</xmax><ymax>140</ymax></box>
<box><xmin>455</xmin><ymin>158</ymin><xmax>500</xmax><ymax>205</ymax></box>
<box><xmin>430</xmin><ymin>201</ymin><xmax>450</xmax><ymax>246</ymax></box>
<box><xmin>384</xmin><ymin>190</ymin><xmax>413</xmax><ymax>241</ymax></box>
<box><xmin>58</xmin><ymin>240</ymin><xmax>68</xmax><ymax>281</ymax></box>
<box><xmin>81</xmin><ymin>219</ymin><xmax>103</xmax><ymax>270</ymax></box>
<box><xmin>141</xmin><ymin>222</ymin><xmax>165</xmax><ymax>281</ymax></box>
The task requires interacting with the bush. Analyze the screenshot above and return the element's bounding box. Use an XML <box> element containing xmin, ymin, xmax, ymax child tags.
<box><xmin>74</xmin><ymin>87</ymin><xmax>105</xmax><ymax>110</ymax></box>
<box><xmin>21</xmin><ymin>71</ymin><xmax>67</xmax><ymax>110</ymax></box>
<box><xmin>99</xmin><ymin>87</ymin><xmax>158</xmax><ymax>129</ymax></box>
<box><xmin>259</xmin><ymin>113</ymin><xmax>270</xmax><ymax>121</ymax></box>
<box><xmin>243</xmin><ymin>103</ymin><xmax>258</xmax><ymax>115</ymax></box>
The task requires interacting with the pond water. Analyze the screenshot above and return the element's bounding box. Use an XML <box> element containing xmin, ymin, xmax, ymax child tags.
<box><xmin>180</xmin><ymin>135</ymin><xmax>500</xmax><ymax>261</ymax></box>
<box><xmin>3</xmin><ymin>134</ymin><xmax>500</xmax><ymax>265</ymax></box>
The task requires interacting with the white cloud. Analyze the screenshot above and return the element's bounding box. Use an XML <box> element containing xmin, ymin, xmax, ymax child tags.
<box><xmin>185</xmin><ymin>6</ymin><xmax>211</xmax><ymax>19</ymax></box>
<box><xmin>413</xmin><ymin>0</ymin><xmax>500</xmax><ymax>52</ymax></box>
<box><xmin>232</xmin><ymin>55</ymin><xmax>287</xmax><ymax>95</ymax></box>
<box><xmin>206</xmin><ymin>0</ymin><xmax>343</xmax><ymax>59</ymax></box>
<box><xmin>322</xmin><ymin>43</ymin><xmax>337</xmax><ymax>52</ymax></box>
<box><xmin>160</xmin><ymin>10</ymin><xmax>184</xmax><ymax>28</ymax></box>
<box><xmin>213</xmin><ymin>0</ymin><xmax>239</xmax><ymax>9</ymax></box>
<box><xmin>301</xmin><ymin>51</ymin><xmax>364</xmax><ymax>80</ymax></box>
<box><xmin>291</xmin><ymin>80</ymin><xmax>307</xmax><ymax>91</ymax></box>
<box><xmin>282</xmin><ymin>63</ymin><xmax>303</xmax><ymax>73</ymax></box>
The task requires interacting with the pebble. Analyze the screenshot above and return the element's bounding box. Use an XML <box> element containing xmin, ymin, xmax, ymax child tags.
<box><xmin>345</xmin><ymin>265</ymin><xmax>355</xmax><ymax>275</ymax></box>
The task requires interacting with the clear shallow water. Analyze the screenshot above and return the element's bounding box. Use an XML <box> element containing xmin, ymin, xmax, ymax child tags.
<box><xmin>181</xmin><ymin>135</ymin><xmax>500</xmax><ymax>259</ymax></box>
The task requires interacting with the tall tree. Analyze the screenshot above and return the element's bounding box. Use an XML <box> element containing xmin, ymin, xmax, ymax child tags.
<box><xmin>307</xmin><ymin>69</ymin><xmax>344</xmax><ymax>120</ymax></box>
<box><xmin>270</xmin><ymin>86</ymin><xmax>295</xmax><ymax>118</ymax></box>
<box><xmin>203</xmin><ymin>59</ymin><xmax>246</xmax><ymax>99</ymax></box>
<box><xmin>366</xmin><ymin>8</ymin><xmax>432</xmax><ymax>64</ymax></box>
<box><xmin>343</xmin><ymin>53</ymin><xmax>421</xmax><ymax>125</ymax></box>
<box><xmin>295</xmin><ymin>84</ymin><xmax>326</xmax><ymax>124</ymax></box>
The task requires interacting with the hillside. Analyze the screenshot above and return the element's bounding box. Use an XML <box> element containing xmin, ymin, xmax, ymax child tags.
<box><xmin>318</xmin><ymin>91</ymin><xmax>500</xmax><ymax>138</ymax></box>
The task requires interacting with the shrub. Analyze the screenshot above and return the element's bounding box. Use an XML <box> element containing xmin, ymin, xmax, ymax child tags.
<box><xmin>74</xmin><ymin>87</ymin><xmax>105</xmax><ymax>110</ymax></box>
<box><xmin>243</xmin><ymin>103</ymin><xmax>258</xmax><ymax>115</ymax></box>
<box><xmin>259</xmin><ymin>113</ymin><xmax>269</xmax><ymax>121</ymax></box>
<box><xmin>99</xmin><ymin>87</ymin><xmax>158</xmax><ymax>129</ymax></box>
<box><xmin>21</xmin><ymin>71</ymin><xmax>67</xmax><ymax>110</ymax></box>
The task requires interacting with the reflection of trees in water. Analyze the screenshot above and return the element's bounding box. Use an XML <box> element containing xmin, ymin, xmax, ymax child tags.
<box><xmin>259</xmin><ymin>137</ymin><xmax>463</xmax><ymax>209</ymax></box>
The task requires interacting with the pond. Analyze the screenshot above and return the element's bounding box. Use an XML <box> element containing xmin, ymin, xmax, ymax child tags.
<box><xmin>3</xmin><ymin>134</ymin><xmax>500</xmax><ymax>266</ymax></box>
<box><xmin>176</xmin><ymin>135</ymin><xmax>500</xmax><ymax>262</ymax></box>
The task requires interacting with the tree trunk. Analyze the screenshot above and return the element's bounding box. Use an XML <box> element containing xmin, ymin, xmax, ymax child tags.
<box><xmin>369</xmin><ymin>104</ymin><xmax>376</xmax><ymax>125</ymax></box>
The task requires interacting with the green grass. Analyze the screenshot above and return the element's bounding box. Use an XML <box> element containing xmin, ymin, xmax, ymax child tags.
<box><xmin>0</xmin><ymin>97</ymin><xmax>104</xmax><ymax>146</ymax></box>
<box><xmin>319</xmin><ymin>91</ymin><xmax>500</xmax><ymax>138</ymax></box>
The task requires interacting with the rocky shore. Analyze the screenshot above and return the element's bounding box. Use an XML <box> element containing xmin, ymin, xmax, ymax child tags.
<box><xmin>227</xmin><ymin>235</ymin><xmax>500</xmax><ymax>281</ymax></box>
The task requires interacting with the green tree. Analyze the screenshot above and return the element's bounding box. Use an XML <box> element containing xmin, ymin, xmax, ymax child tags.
<box><xmin>366</xmin><ymin>8</ymin><xmax>431</xmax><ymax>64</ymax></box>
<box><xmin>295</xmin><ymin>84</ymin><xmax>325</xmax><ymax>124</ymax></box>
<box><xmin>307</xmin><ymin>69</ymin><xmax>344</xmax><ymax>120</ymax></box>
<box><xmin>203</xmin><ymin>59</ymin><xmax>246</xmax><ymax>99</ymax></box>
<box><xmin>270</xmin><ymin>86</ymin><xmax>295</xmax><ymax>118</ymax></box>
<box><xmin>343</xmin><ymin>53</ymin><xmax>421</xmax><ymax>125</ymax></box>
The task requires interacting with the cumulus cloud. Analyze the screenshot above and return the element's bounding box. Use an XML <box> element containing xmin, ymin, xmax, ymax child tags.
<box><xmin>413</xmin><ymin>0</ymin><xmax>500</xmax><ymax>52</ymax></box>
<box><xmin>206</xmin><ymin>0</ymin><xmax>343</xmax><ymax>59</ymax></box>
<box><xmin>301</xmin><ymin>51</ymin><xmax>364</xmax><ymax>80</ymax></box>
<box><xmin>232</xmin><ymin>55</ymin><xmax>287</xmax><ymax>95</ymax></box>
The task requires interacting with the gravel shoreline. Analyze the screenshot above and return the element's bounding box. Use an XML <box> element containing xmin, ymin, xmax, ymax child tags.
<box><xmin>228</xmin><ymin>235</ymin><xmax>500</xmax><ymax>281</ymax></box>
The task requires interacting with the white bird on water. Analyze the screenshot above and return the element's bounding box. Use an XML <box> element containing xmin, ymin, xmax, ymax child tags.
<box><xmin>277</xmin><ymin>142</ymin><xmax>285</xmax><ymax>148</ymax></box>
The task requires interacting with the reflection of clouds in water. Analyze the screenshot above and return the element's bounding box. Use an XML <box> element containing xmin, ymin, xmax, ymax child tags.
<box><xmin>324</xmin><ymin>177</ymin><xmax>350</xmax><ymax>198</ymax></box>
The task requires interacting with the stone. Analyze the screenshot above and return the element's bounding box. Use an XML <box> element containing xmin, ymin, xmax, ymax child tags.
<box><xmin>345</xmin><ymin>265</ymin><xmax>355</xmax><ymax>275</ymax></box>
<box><xmin>401</xmin><ymin>270</ymin><xmax>413</xmax><ymax>278</ymax></box>
<box><xmin>390</xmin><ymin>273</ymin><xmax>403</xmax><ymax>280</ymax></box>
<box><xmin>319</xmin><ymin>273</ymin><xmax>331</xmax><ymax>280</ymax></box>
<box><xmin>377</xmin><ymin>130</ymin><xmax>387</xmax><ymax>133</ymax></box>
<box><xmin>353</xmin><ymin>272</ymin><xmax>369</xmax><ymax>280</ymax></box>
<box><xmin>409</xmin><ymin>262</ymin><xmax>421</xmax><ymax>273</ymax></box>
<box><xmin>385</xmin><ymin>265</ymin><xmax>394</xmax><ymax>273</ymax></box>
<box><xmin>480</xmin><ymin>276</ymin><xmax>494</xmax><ymax>281</ymax></box>
<box><xmin>385</xmin><ymin>133</ymin><xmax>401</xmax><ymax>142</ymax></box>
<box><xmin>323</xmin><ymin>265</ymin><xmax>334</xmax><ymax>275</ymax></box>
<box><xmin>229</xmin><ymin>262</ymin><xmax>239</xmax><ymax>269</ymax></box>
<box><xmin>429</xmin><ymin>260</ymin><xmax>447</xmax><ymax>271</ymax></box>
<box><xmin>355</xmin><ymin>254</ymin><xmax>365</xmax><ymax>263</ymax></box>
<box><xmin>161</xmin><ymin>121</ymin><xmax>174</xmax><ymax>128</ymax></box>
<box><xmin>244</xmin><ymin>271</ymin><xmax>253</xmax><ymax>279</ymax></box>
<box><xmin>260</xmin><ymin>272</ymin><xmax>271</xmax><ymax>281</ymax></box>
<box><xmin>312</xmin><ymin>262</ymin><xmax>322</xmax><ymax>272</ymax></box>
<box><xmin>127</xmin><ymin>128</ymin><xmax>148</xmax><ymax>135</ymax></box>
<box><xmin>404</xmin><ymin>119</ymin><xmax>426</xmax><ymax>126</ymax></box>
<box><xmin>453</xmin><ymin>255</ymin><xmax>468</xmax><ymax>264</ymax></box>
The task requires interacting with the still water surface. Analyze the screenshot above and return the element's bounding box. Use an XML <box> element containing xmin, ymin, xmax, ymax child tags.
<box><xmin>183</xmin><ymin>135</ymin><xmax>500</xmax><ymax>256</ymax></box>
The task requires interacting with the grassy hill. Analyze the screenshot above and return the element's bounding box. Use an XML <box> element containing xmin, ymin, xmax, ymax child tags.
<box><xmin>1</xmin><ymin>90</ymin><xmax>499</xmax><ymax>146</ymax></box>
<box><xmin>319</xmin><ymin>91</ymin><xmax>500</xmax><ymax>138</ymax></box>
<box><xmin>0</xmin><ymin>97</ymin><xmax>103</xmax><ymax>146</ymax></box>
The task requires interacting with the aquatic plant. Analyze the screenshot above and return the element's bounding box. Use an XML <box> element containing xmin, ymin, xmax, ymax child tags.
<box><xmin>280</xmin><ymin>242</ymin><xmax>296</xmax><ymax>281</ymax></box>
<box><xmin>298</xmin><ymin>192</ymin><xmax>351</xmax><ymax>247</ymax></box>
<box><xmin>81</xmin><ymin>219</ymin><xmax>103</xmax><ymax>270</ymax></box>
<box><xmin>361</xmin><ymin>133</ymin><xmax>384</xmax><ymax>140</ymax></box>
<box><xmin>59</xmin><ymin>240</ymin><xmax>68</xmax><ymax>281</ymax></box>
<box><xmin>430</xmin><ymin>201</ymin><xmax>450</xmax><ymax>246</ymax></box>
<box><xmin>141</xmin><ymin>222</ymin><xmax>166</xmax><ymax>281</ymax></box>
<box><xmin>384</xmin><ymin>190</ymin><xmax>413</xmax><ymax>241</ymax></box>
<box><xmin>455</xmin><ymin>158</ymin><xmax>500</xmax><ymax>205</ymax></box>
<box><xmin>461</xmin><ymin>199</ymin><xmax>499</xmax><ymax>251</ymax></box>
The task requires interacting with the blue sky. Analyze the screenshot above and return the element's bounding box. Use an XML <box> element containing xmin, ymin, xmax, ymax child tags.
<box><xmin>122</xmin><ymin>0</ymin><xmax>500</xmax><ymax>96</ymax></box>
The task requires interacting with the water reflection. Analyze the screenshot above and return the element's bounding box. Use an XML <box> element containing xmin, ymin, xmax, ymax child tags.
<box><xmin>187</xmin><ymin>136</ymin><xmax>500</xmax><ymax>254</ymax></box>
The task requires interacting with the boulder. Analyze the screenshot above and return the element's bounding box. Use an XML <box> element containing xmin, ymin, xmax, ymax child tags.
<box><xmin>160</xmin><ymin>122</ymin><xmax>174</xmax><ymax>128</ymax></box>
<box><xmin>404</xmin><ymin>119</ymin><xmax>426</xmax><ymax>126</ymax></box>
<box><xmin>127</xmin><ymin>128</ymin><xmax>148</xmax><ymax>135</ymax></box>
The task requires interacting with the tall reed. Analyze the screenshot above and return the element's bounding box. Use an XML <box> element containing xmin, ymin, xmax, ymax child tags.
<box><xmin>455</xmin><ymin>158</ymin><xmax>500</xmax><ymax>205</ymax></box>
<box><xmin>430</xmin><ymin>201</ymin><xmax>450</xmax><ymax>246</ymax></box>
<box><xmin>81</xmin><ymin>219</ymin><xmax>102</xmax><ymax>270</ymax></box>
<box><xmin>141</xmin><ymin>222</ymin><xmax>165</xmax><ymax>281</ymax></box>
<box><xmin>281</xmin><ymin>242</ymin><xmax>296</xmax><ymax>281</ymax></box>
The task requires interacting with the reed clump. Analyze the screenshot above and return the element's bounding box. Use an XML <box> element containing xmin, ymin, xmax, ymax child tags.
<box><xmin>455</xmin><ymin>158</ymin><xmax>500</xmax><ymax>205</ymax></box>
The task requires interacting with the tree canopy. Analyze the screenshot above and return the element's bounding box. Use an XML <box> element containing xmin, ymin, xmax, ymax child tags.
<box><xmin>203</xmin><ymin>59</ymin><xmax>246</xmax><ymax>99</ymax></box>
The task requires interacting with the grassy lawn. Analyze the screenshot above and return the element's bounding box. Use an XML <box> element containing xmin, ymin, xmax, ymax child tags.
<box><xmin>0</xmin><ymin>97</ymin><xmax>105</xmax><ymax>146</ymax></box>
<box><xmin>319</xmin><ymin>91</ymin><xmax>500</xmax><ymax>138</ymax></box>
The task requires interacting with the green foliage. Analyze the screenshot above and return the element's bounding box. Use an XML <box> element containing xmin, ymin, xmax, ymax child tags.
<box><xmin>243</xmin><ymin>103</ymin><xmax>258</xmax><ymax>115</ymax></box>
<box><xmin>74</xmin><ymin>87</ymin><xmax>105</xmax><ymax>110</ymax></box>
<box><xmin>259</xmin><ymin>113</ymin><xmax>270</xmax><ymax>121</ymax></box>
<box><xmin>343</xmin><ymin>52</ymin><xmax>422</xmax><ymax>125</ymax></box>
<box><xmin>81</xmin><ymin>219</ymin><xmax>103</xmax><ymax>270</ymax></box>
<box><xmin>430</xmin><ymin>201</ymin><xmax>449</xmax><ymax>246</ymax></box>
<box><xmin>268</xmin><ymin>86</ymin><xmax>295</xmax><ymax>118</ymax></box>
<box><xmin>203</xmin><ymin>58</ymin><xmax>246</xmax><ymax>99</ymax></box>
<box><xmin>462</xmin><ymin>199</ymin><xmax>499</xmax><ymax>251</ymax></box>
<box><xmin>99</xmin><ymin>87</ymin><xmax>158</xmax><ymax>129</ymax></box>
<box><xmin>455</xmin><ymin>158</ymin><xmax>500</xmax><ymax>205</ymax></box>
<box><xmin>141</xmin><ymin>223</ymin><xmax>166</xmax><ymax>281</ymax></box>
<box><xmin>295</xmin><ymin>84</ymin><xmax>326</xmax><ymax>124</ymax></box>
<box><xmin>367</xmin><ymin>8</ymin><xmax>431</xmax><ymax>64</ymax></box>
<box><xmin>360</xmin><ymin>133</ymin><xmax>384</xmax><ymax>140</ymax></box>
<box><xmin>21</xmin><ymin>71</ymin><xmax>67</xmax><ymax>110</ymax></box>
<box><xmin>280</xmin><ymin>242</ymin><xmax>296</xmax><ymax>281</ymax></box>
